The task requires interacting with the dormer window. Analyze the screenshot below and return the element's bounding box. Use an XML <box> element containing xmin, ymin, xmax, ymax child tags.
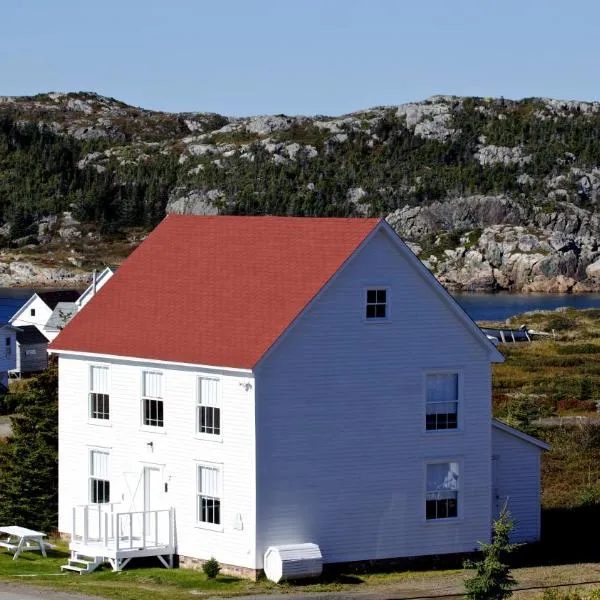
<box><xmin>365</xmin><ymin>289</ymin><xmax>387</xmax><ymax>320</ymax></box>
<box><xmin>30</xmin><ymin>308</ymin><xmax>35</xmax><ymax>317</ymax></box>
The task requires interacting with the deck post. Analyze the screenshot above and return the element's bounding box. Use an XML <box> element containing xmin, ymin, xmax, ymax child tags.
<box><xmin>115</xmin><ymin>514</ymin><xmax>120</xmax><ymax>551</ymax></box>
<box><xmin>104</xmin><ymin>512</ymin><xmax>108</xmax><ymax>547</ymax></box>
<box><xmin>72</xmin><ymin>507</ymin><xmax>76</xmax><ymax>542</ymax></box>
<box><xmin>111</xmin><ymin>504</ymin><xmax>115</xmax><ymax>539</ymax></box>
<box><xmin>129</xmin><ymin>513</ymin><xmax>133</xmax><ymax>549</ymax></box>
<box><xmin>142</xmin><ymin>510</ymin><xmax>146</xmax><ymax>548</ymax></box>
<box><xmin>83</xmin><ymin>506</ymin><xmax>88</xmax><ymax>544</ymax></box>
<box><xmin>154</xmin><ymin>511</ymin><xmax>158</xmax><ymax>546</ymax></box>
<box><xmin>169</xmin><ymin>507</ymin><xmax>174</xmax><ymax>548</ymax></box>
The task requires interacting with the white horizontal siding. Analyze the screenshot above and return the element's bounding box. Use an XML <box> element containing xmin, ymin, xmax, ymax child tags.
<box><xmin>255</xmin><ymin>229</ymin><xmax>493</xmax><ymax>567</ymax></box>
<box><xmin>11</xmin><ymin>297</ymin><xmax>52</xmax><ymax>334</ymax></box>
<box><xmin>491</xmin><ymin>426</ymin><xmax>542</xmax><ymax>542</ymax></box>
<box><xmin>58</xmin><ymin>355</ymin><xmax>256</xmax><ymax>568</ymax></box>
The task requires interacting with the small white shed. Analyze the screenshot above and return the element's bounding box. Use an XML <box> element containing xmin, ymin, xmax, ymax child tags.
<box><xmin>264</xmin><ymin>543</ymin><xmax>323</xmax><ymax>583</ymax></box>
<box><xmin>491</xmin><ymin>419</ymin><xmax>550</xmax><ymax>542</ymax></box>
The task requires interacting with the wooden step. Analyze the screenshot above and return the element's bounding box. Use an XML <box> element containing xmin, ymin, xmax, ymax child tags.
<box><xmin>60</xmin><ymin>564</ymin><xmax>89</xmax><ymax>574</ymax></box>
<box><xmin>61</xmin><ymin>557</ymin><xmax>103</xmax><ymax>574</ymax></box>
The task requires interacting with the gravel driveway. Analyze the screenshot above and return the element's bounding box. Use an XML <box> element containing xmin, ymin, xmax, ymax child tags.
<box><xmin>2</xmin><ymin>563</ymin><xmax>600</xmax><ymax>600</ymax></box>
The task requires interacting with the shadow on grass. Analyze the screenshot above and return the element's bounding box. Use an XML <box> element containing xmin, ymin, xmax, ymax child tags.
<box><xmin>512</xmin><ymin>505</ymin><xmax>600</xmax><ymax>567</ymax></box>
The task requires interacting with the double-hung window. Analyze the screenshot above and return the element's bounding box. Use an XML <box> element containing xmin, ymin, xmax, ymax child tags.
<box><xmin>5</xmin><ymin>336</ymin><xmax>11</xmax><ymax>358</ymax></box>
<box><xmin>89</xmin><ymin>366</ymin><xmax>110</xmax><ymax>421</ymax></box>
<box><xmin>89</xmin><ymin>449</ymin><xmax>110</xmax><ymax>504</ymax></box>
<box><xmin>142</xmin><ymin>371</ymin><xmax>163</xmax><ymax>427</ymax></box>
<box><xmin>426</xmin><ymin>462</ymin><xmax>459</xmax><ymax>520</ymax></box>
<box><xmin>197</xmin><ymin>378</ymin><xmax>221</xmax><ymax>437</ymax></box>
<box><xmin>426</xmin><ymin>373</ymin><xmax>459</xmax><ymax>430</ymax></box>
<box><xmin>196</xmin><ymin>464</ymin><xmax>222</xmax><ymax>527</ymax></box>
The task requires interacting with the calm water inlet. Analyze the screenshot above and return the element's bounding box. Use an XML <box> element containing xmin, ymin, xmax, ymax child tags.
<box><xmin>453</xmin><ymin>293</ymin><xmax>600</xmax><ymax>322</ymax></box>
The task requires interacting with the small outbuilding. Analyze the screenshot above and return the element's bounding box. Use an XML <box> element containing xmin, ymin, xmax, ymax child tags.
<box><xmin>12</xmin><ymin>326</ymin><xmax>49</xmax><ymax>376</ymax></box>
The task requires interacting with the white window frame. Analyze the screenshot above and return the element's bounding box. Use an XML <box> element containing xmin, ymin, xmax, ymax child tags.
<box><xmin>89</xmin><ymin>448</ymin><xmax>111</xmax><ymax>504</ymax></box>
<box><xmin>195</xmin><ymin>462</ymin><xmax>223</xmax><ymax>532</ymax></box>
<box><xmin>88</xmin><ymin>364</ymin><xmax>111</xmax><ymax>425</ymax></box>
<box><xmin>424</xmin><ymin>460</ymin><xmax>461</xmax><ymax>522</ymax></box>
<box><xmin>424</xmin><ymin>370</ymin><xmax>462</xmax><ymax>433</ymax></box>
<box><xmin>195</xmin><ymin>377</ymin><xmax>222</xmax><ymax>441</ymax></box>
<box><xmin>363</xmin><ymin>286</ymin><xmax>391</xmax><ymax>322</ymax></box>
<box><xmin>4</xmin><ymin>336</ymin><xmax>10</xmax><ymax>358</ymax></box>
<box><xmin>141</xmin><ymin>370</ymin><xmax>164</xmax><ymax>430</ymax></box>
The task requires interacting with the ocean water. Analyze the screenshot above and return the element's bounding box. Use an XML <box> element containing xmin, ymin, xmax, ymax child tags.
<box><xmin>1</xmin><ymin>288</ymin><xmax>600</xmax><ymax>326</ymax></box>
<box><xmin>452</xmin><ymin>293</ymin><xmax>600</xmax><ymax>322</ymax></box>
<box><xmin>0</xmin><ymin>288</ymin><xmax>35</xmax><ymax>323</ymax></box>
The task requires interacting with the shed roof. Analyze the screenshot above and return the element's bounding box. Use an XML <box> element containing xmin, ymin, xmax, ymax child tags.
<box><xmin>50</xmin><ymin>215</ymin><xmax>381</xmax><ymax>368</ymax></box>
<box><xmin>45</xmin><ymin>302</ymin><xmax>78</xmax><ymax>331</ymax></box>
<box><xmin>492</xmin><ymin>419</ymin><xmax>550</xmax><ymax>450</ymax></box>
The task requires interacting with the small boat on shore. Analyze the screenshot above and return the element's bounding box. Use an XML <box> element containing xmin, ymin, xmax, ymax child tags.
<box><xmin>480</xmin><ymin>326</ymin><xmax>555</xmax><ymax>344</ymax></box>
<box><xmin>481</xmin><ymin>327</ymin><xmax>531</xmax><ymax>344</ymax></box>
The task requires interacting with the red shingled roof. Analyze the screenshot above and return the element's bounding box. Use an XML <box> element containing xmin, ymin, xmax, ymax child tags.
<box><xmin>50</xmin><ymin>215</ymin><xmax>381</xmax><ymax>368</ymax></box>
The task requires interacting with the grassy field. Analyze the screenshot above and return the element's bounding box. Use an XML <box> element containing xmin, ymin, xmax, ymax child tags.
<box><xmin>489</xmin><ymin>309</ymin><xmax>600</xmax><ymax>509</ymax></box>
<box><xmin>0</xmin><ymin>541</ymin><xmax>462</xmax><ymax>599</ymax></box>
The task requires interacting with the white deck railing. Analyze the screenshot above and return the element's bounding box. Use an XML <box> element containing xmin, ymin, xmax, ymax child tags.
<box><xmin>72</xmin><ymin>503</ymin><xmax>174</xmax><ymax>551</ymax></box>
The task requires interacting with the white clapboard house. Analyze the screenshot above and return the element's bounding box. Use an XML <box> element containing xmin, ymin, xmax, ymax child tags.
<box><xmin>10</xmin><ymin>290</ymin><xmax>80</xmax><ymax>341</ymax></box>
<box><xmin>50</xmin><ymin>215</ymin><xmax>548</xmax><ymax>577</ymax></box>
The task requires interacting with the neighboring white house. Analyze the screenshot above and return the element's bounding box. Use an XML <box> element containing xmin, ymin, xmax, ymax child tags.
<box><xmin>43</xmin><ymin>268</ymin><xmax>117</xmax><ymax>341</ymax></box>
<box><xmin>10</xmin><ymin>290</ymin><xmax>80</xmax><ymax>341</ymax></box>
<box><xmin>75</xmin><ymin>267</ymin><xmax>116</xmax><ymax>311</ymax></box>
<box><xmin>44</xmin><ymin>302</ymin><xmax>79</xmax><ymax>342</ymax></box>
<box><xmin>50</xmin><ymin>215</ymin><xmax>548</xmax><ymax>578</ymax></box>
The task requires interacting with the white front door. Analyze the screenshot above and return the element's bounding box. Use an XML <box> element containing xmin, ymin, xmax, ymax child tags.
<box><xmin>143</xmin><ymin>466</ymin><xmax>164</xmax><ymax>543</ymax></box>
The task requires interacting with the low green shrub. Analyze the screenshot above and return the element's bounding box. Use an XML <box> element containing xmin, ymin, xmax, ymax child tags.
<box><xmin>202</xmin><ymin>557</ymin><xmax>221</xmax><ymax>579</ymax></box>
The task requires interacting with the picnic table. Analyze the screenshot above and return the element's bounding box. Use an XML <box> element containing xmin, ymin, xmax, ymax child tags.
<box><xmin>0</xmin><ymin>526</ymin><xmax>48</xmax><ymax>559</ymax></box>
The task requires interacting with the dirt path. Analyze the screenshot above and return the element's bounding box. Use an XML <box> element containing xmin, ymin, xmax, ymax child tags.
<box><xmin>2</xmin><ymin>563</ymin><xmax>600</xmax><ymax>600</ymax></box>
<box><xmin>232</xmin><ymin>563</ymin><xmax>600</xmax><ymax>600</ymax></box>
<box><xmin>0</xmin><ymin>416</ymin><xmax>11</xmax><ymax>439</ymax></box>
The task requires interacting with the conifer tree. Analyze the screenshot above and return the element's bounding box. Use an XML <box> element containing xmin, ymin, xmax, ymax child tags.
<box><xmin>464</xmin><ymin>509</ymin><xmax>518</xmax><ymax>600</ymax></box>
<box><xmin>0</xmin><ymin>360</ymin><xmax>58</xmax><ymax>532</ymax></box>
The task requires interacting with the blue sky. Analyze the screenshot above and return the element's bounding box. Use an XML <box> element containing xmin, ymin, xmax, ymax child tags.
<box><xmin>2</xmin><ymin>0</ymin><xmax>599</xmax><ymax>116</ymax></box>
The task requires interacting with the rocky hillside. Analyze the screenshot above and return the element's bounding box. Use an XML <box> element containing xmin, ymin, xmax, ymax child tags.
<box><xmin>2</xmin><ymin>91</ymin><xmax>600</xmax><ymax>291</ymax></box>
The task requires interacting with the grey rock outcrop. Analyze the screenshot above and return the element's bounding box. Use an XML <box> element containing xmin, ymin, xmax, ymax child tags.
<box><xmin>387</xmin><ymin>197</ymin><xmax>600</xmax><ymax>292</ymax></box>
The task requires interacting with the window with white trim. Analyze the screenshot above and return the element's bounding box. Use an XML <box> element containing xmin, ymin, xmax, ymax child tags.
<box><xmin>89</xmin><ymin>366</ymin><xmax>110</xmax><ymax>420</ymax></box>
<box><xmin>30</xmin><ymin>308</ymin><xmax>35</xmax><ymax>317</ymax></box>
<box><xmin>426</xmin><ymin>373</ymin><xmax>459</xmax><ymax>430</ymax></box>
<box><xmin>4</xmin><ymin>336</ymin><xmax>10</xmax><ymax>358</ymax></box>
<box><xmin>197</xmin><ymin>465</ymin><xmax>221</xmax><ymax>526</ymax></box>
<box><xmin>365</xmin><ymin>288</ymin><xmax>387</xmax><ymax>319</ymax></box>
<box><xmin>142</xmin><ymin>371</ymin><xmax>163</xmax><ymax>427</ymax></box>
<box><xmin>197</xmin><ymin>378</ymin><xmax>221</xmax><ymax>436</ymax></box>
<box><xmin>89</xmin><ymin>449</ymin><xmax>110</xmax><ymax>504</ymax></box>
<box><xmin>426</xmin><ymin>462</ymin><xmax>459</xmax><ymax>520</ymax></box>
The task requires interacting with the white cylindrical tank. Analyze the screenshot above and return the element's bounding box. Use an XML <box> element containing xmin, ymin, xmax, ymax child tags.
<box><xmin>263</xmin><ymin>543</ymin><xmax>323</xmax><ymax>583</ymax></box>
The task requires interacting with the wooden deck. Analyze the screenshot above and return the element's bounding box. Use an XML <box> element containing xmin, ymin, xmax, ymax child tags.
<box><xmin>64</xmin><ymin>504</ymin><xmax>175</xmax><ymax>572</ymax></box>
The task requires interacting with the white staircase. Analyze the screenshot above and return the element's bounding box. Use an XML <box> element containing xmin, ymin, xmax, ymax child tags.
<box><xmin>61</xmin><ymin>551</ymin><xmax>103</xmax><ymax>574</ymax></box>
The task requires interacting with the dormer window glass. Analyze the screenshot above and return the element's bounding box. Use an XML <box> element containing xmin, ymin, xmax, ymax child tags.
<box><xmin>365</xmin><ymin>289</ymin><xmax>387</xmax><ymax>319</ymax></box>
